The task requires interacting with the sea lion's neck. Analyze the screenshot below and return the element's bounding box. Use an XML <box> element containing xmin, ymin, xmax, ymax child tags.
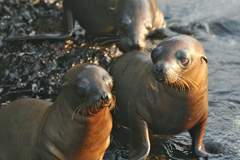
<box><xmin>38</xmin><ymin>91</ymin><xmax>112</xmax><ymax>159</ymax></box>
<box><xmin>39</xmin><ymin>92</ymin><xmax>87</xmax><ymax>159</ymax></box>
<box><xmin>73</xmin><ymin>107</ymin><xmax>112</xmax><ymax>160</ymax></box>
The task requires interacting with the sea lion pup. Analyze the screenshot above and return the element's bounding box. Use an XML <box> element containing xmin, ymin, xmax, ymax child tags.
<box><xmin>0</xmin><ymin>64</ymin><xmax>115</xmax><ymax>160</ymax></box>
<box><xmin>111</xmin><ymin>35</ymin><xmax>209</xmax><ymax>159</ymax></box>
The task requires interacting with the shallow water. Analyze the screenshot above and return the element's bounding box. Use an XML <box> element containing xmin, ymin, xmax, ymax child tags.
<box><xmin>157</xmin><ymin>0</ymin><xmax>240</xmax><ymax>159</ymax></box>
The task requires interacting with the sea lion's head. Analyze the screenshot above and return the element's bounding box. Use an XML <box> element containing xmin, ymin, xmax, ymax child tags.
<box><xmin>117</xmin><ymin>0</ymin><xmax>165</xmax><ymax>51</ymax></box>
<box><xmin>151</xmin><ymin>35</ymin><xmax>208</xmax><ymax>91</ymax></box>
<box><xmin>62</xmin><ymin>64</ymin><xmax>115</xmax><ymax>116</ymax></box>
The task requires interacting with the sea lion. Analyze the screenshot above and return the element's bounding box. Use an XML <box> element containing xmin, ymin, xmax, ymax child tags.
<box><xmin>111</xmin><ymin>35</ymin><xmax>209</xmax><ymax>159</ymax></box>
<box><xmin>4</xmin><ymin>0</ymin><xmax>166</xmax><ymax>51</ymax></box>
<box><xmin>63</xmin><ymin>0</ymin><xmax>166</xmax><ymax>51</ymax></box>
<box><xmin>0</xmin><ymin>64</ymin><xmax>115</xmax><ymax>160</ymax></box>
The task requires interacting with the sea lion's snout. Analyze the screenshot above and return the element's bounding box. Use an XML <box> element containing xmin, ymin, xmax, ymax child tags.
<box><xmin>130</xmin><ymin>36</ymin><xmax>146</xmax><ymax>50</ymax></box>
<box><xmin>153</xmin><ymin>63</ymin><xmax>167</xmax><ymax>82</ymax></box>
<box><xmin>129</xmin><ymin>30</ymin><xmax>147</xmax><ymax>50</ymax></box>
<box><xmin>100</xmin><ymin>92</ymin><xmax>113</xmax><ymax>107</ymax></box>
<box><xmin>101</xmin><ymin>92</ymin><xmax>110</xmax><ymax>102</ymax></box>
<box><xmin>151</xmin><ymin>46</ymin><xmax>168</xmax><ymax>83</ymax></box>
<box><xmin>151</xmin><ymin>46</ymin><xmax>164</xmax><ymax>63</ymax></box>
<box><xmin>119</xmin><ymin>32</ymin><xmax>146</xmax><ymax>51</ymax></box>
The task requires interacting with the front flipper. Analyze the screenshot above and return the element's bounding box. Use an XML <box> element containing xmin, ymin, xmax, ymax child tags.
<box><xmin>129</xmin><ymin>113</ymin><xmax>150</xmax><ymax>160</ymax></box>
<box><xmin>189</xmin><ymin>119</ymin><xmax>209</xmax><ymax>159</ymax></box>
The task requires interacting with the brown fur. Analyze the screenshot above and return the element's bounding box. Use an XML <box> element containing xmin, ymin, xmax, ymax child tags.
<box><xmin>63</xmin><ymin>0</ymin><xmax>165</xmax><ymax>51</ymax></box>
<box><xmin>74</xmin><ymin>107</ymin><xmax>113</xmax><ymax>160</ymax></box>
<box><xmin>0</xmin><ymin>64</ymin><xmax>115</xmax><ymax>160</ymax></box>
<box><xmin>111</xmin><ymin>35</ymin><xmax>209</xmax><ymax>159</ymax></box>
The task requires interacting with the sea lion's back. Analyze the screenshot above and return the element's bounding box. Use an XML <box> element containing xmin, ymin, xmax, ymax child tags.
<box><xmin>111</xmin><ymin>51</ymin><xmax>151</xmax><ymax>78</ymax></box>
<box><xmin>0</xmin><ymin>98</ymin><xmax>51</xmax><ymax>160</ymax></box>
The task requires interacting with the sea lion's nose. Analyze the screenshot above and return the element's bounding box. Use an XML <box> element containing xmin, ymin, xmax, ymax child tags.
<box><xmin>154</xmin><ymin>63</ymin><xmax>165</xmax><ymax>74</ymax></box>
<box><xmin>131</xmin><ymin>39</ymin><xmax>145</xmax><ymax>50</ymax></box>
<box><xmin>130</xmin><ymin>33</ymin><xmax>146</xmax><ymax>50</ymax></box>
<box><xmin>101</xmin><ymin>92</ymin><xmax>111</xmax><ymax>102</ymax></box>
<box><xmin>153</xmin><ymin>64</ymin><xmax>166</xmax><ymax>82</ymax></box>
<box><xmin>131</xmin><ymin>40</ymin><xmax>141</xmax><ymax>50</ymax></box>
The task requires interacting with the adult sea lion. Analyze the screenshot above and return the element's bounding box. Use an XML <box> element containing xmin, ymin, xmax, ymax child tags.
<box><xmin>0</xmin><ymin>64</ymin><xmax>115</xmax><ymax>160</ymax></box>
<box><xmin>63</xmin><ymin>0</ymin><xmax>165</xmax><ymax>51</ymax></box>
<box><xmin>5</xmin><ymin>0</ymin><xmax>166</xmax><ymax>51</ymax></box>
<box><xmin>111</xmin><ymin>35</ymin><xmax>209</xmax><ymax>159</ymax></box>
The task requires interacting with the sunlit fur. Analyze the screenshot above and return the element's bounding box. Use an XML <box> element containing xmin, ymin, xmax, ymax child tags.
<box><xmin>152</xmin><ymin>36</ymin><xmax>206</xmax><ymax>93</ymax></box>
<box><xmin>61</xmin><ymin>64</ymin><xmax>115</xmax><ymax>119</ymax></box>
<box><xmin>111</xmin><ymin>35</ymin><xmax>209</xmax><ymax>160</ymax></box>
<box><xmin>71</xmin><ymin>96</ymin><xmax>116</xmax><ymax>119</ymax></box>
<box><xmin>158</xmin><ymin>62</ymin><xmax>200</xmax><ymax>92</ymax></box>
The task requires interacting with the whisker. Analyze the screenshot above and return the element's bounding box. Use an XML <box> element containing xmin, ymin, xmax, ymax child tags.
<box><xmin>71</xmin><ymin>101</ymin><xmax>105</xmax><ymax>118</ymax></box>
<box><xmin>77</xmin><ymin>107</ymin><xmax>83</xmax><ymax>115</ymax></box>
<box><xmin>179</xmin><ymin>76</ymin><xmax>199</xmax><ymax>90</ymax></box>
<box><xmin>71</xmin><ymin>107</ymin><xmax>79</xmax><ymax>120</ymax></box>
<box><xmin>179</xmin><ymin>78</ymin><xmax>190</xmax><ymax>91</ymax></box>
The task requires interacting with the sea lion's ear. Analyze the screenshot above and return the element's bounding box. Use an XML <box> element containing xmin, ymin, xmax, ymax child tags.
<box><xmin>201</xmin><ymin>56</ymin><xmax>208</xmax><ymax>64</ymax></box>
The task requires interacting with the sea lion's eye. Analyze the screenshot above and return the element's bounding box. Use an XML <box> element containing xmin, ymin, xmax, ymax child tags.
<box><xmin>180</xmin><ymin>57</ymin><xmax>189</xmax><ymax>66</ymax></box>
<box><xmin>176</xmin><ymin>50</ymin><xmax>190</xmax><ymax>67</ymax></box>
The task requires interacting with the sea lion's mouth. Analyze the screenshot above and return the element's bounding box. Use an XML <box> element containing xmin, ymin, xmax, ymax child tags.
<box><xmin>87</xmin><ymin>95</ymin><xmax>116</xmax><ymax>115</ymax></box>
<box><xmin>152</xmin><ymin>67</ymin><xmax>167</xmax><ymax>84</ymax></box>
<box><xmin>71</xmin><ymin>95</ymin><xmax>116</xmax><ymax>119</ymax></box>
<box><xmin>155</xmin><ymin>75</ymin><xmax>199</xmax><ymax>93</ymax></box>
<box><xmin>152</xmin><ymin>65</ymin><xmax>181</xmax><ymax>86</ymax></box>
<box><xmin>153</xmin><ymin>69</ymin><xmax>184</xmax><ymax>91</ymax></box>
<box><xmin>100</xmin><ymin>95</ymin><xmax>116</xmax><ymax>110</ymax></box>
<box><xmin>155</xmin><ymin>75</ymin><xmax>166</xmax><ymax>84</ymax></box>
